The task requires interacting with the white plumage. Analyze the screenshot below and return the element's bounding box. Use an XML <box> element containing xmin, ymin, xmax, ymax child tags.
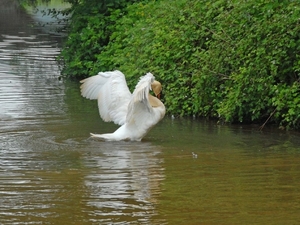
<box><xmin>80</xmin><ymin>70</ymin><xmax>166</xmax><ymax>141</ymax></box>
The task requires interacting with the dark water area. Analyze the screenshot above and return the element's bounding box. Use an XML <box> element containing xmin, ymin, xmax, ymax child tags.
<box><xmin>1</xmin><ymin>1</ymin><xmax>300</xmax><ymax>224</ymax></box>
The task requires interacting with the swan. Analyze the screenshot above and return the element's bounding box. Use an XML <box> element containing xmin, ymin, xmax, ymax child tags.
<box><xmin>80</xmin><ymin>70</ymin><xmax>166</xmax><ymax>141</ymax></box>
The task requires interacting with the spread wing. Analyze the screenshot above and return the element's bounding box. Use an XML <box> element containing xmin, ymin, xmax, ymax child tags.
<box><xmin>80</xmin><ymin>70</ymin><xmax>131</xmax><ymax>125</ymax></box>
<box><xmin>126</xmin><ymin>73</ymin><xmax>156</xmax><ymax>126</ymax></box>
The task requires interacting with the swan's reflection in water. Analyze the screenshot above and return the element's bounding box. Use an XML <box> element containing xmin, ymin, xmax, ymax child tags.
<box><xmin>0</xmin><ymin>133</ymin><xmax>165</xmax><ymax>224</ymax></box>
<box><xmin>83</xmin><ymin>140</ymin><xmax>165</xmax><ymax>224</ymax></box>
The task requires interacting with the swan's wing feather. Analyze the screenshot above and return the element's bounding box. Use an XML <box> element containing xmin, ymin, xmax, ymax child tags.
<box><xmin>80</xmin><ymin>72</ymin><xmax>110</xmax><ymax>100</ymax></box>
<box><xmin>131</xmin><ymin>73</ymin><xmax>154</xmax><ymax>103</ymax></box>
<box><xmin>80</xmin><ymin>70</ymin><xmax>131</xmax><ymax>125</ymax></box>
<box><xmin>99</xmin><ymin>72</ymin><xmax>132</xmax><ymax>125</ymax></box>
<box><xmin>126</xmin><ymin>73</ymin><xmax>154</xmax><ymax>123</ymax></box>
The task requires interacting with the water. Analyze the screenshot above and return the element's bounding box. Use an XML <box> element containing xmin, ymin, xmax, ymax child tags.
<box><xmin>1</xmin><ymin>1</ymin><xmax>300</xmax><ymax>225</ymax></box>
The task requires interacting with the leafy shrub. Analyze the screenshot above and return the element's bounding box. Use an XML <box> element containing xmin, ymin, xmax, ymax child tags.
<box><xmin>59</xmin><ymin>0</ymin><xmax>144</xmax><ymax>79</ymax></box>
<box><xmin>60</xmin><ymin>0</ymin><xmax>300</xmax><ymax>129</ymax></box>
<box><xmin>212</xmin><ymin>1</ymin><xmax>300</xmax><ymax>128</ymax></box>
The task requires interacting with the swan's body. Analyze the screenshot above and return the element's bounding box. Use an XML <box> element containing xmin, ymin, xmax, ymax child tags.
<box><xmin>80</xmin><ymin>70</ymin><xmax>166</xmax><ymax>141</ymax></box>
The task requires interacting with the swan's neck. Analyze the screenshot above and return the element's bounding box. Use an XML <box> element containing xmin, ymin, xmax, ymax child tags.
<box><xmin>149</xmin><ymin>94</ymin><xmax>163</xmax><ymax>107</ymax></box>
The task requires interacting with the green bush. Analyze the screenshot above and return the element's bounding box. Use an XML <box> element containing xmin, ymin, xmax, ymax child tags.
<box><xmin>213</xmin><ymin>1</ymin><xmax>300</xmax><ymax>128</ymax></box>
<box><xmin>59</xmin><ymin>0</ymin><xmax>144</xmax><ymax>79</ymax></box>
<box><xmin>60</xmin><ymin>0</ymin><xmax>300</xmax><ymax>129</ymax></box>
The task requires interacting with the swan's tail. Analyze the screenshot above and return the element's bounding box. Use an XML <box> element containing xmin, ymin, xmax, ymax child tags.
<box><xmin>90</xmin><ymin>133</ymin><xmax>119</xmax><ymax>141</ymax></box>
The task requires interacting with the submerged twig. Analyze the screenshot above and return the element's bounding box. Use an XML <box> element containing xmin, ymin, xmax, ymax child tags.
<box><xmin>259</xmin><ymin>108</ymin><xmax>277</xmax><ymax>131</ymax></box>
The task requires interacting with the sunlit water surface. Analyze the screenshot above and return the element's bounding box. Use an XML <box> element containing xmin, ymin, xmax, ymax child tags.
<box><xmin>1</xmin><ymin>1</ymin><xmax>300</xmax><ymax>225</ymax></box>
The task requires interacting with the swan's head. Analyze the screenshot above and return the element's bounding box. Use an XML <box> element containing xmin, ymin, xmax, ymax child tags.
<box><xmin>151</xmin><ymin>80</ymin><xmax>162</xmax><ymax>99</ymax></box>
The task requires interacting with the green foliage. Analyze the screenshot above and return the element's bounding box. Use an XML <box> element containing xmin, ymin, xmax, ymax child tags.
<box><xmin>58</xmin><ymin>0</ymin><xmax>144</xmax><ymax>79</ymax></box>
<box><xmin>212</xmin><ymin>1</ymin><xmax>300</xmax><ymax>129</ymax></box>
<box><xmin>272</xmin><ymin>82</ymin><xmax>300</xmax><ymax>129</ymax></box>
<box><xmin>60</xmin><ymin>0</ymin><xmax>300</xmax><ymax>130</ymax></box>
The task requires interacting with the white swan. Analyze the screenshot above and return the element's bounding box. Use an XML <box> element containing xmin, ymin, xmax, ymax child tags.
<box><xmin>80</xmin><ymin>70</ymin><xmax>166</xmax><ymax>141</ymax></box>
